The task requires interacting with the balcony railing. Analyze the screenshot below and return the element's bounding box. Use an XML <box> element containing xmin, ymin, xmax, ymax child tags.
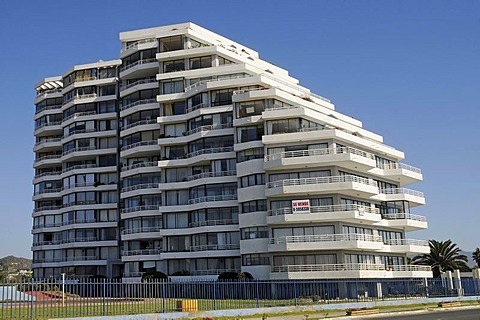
<box><xmin>265</xmin><ymin>147</ymin><xmax>375</xmax><ymax>162</ymax></box>
<box><xmin>186</xmin><ymin>146</ymin><xmax>234</xmax><ymax>158</ymax></box>
<box><xmin>384</xmin><ymin>239</ymin><xmax>429</xmax><ymax>246</ymax></box>
<box><xmin>267</xmin><ymin>204</ymin><xmax>379</xmax><ymax>217</ymax></box>
<box><xmin>121</xmin><ymin>140</ymin><xmax>158</xmax><ymax>151</ymax></box>
<box><xmin>35</xmin><ymin>104</ymin><xmax>62</xmax><ymax>114</ymax></box>
<box><xmin>62</xmin><ymin>111</ymin><xmax>97</xmax><ymax>122</ymax></box>
<box><xmin>187</xmin><ymin>170</ymin><xmax>236</xmax><ymax>181</ymax></box>
<box><xmin>34</xmin><ymin>155</ymin><xmax>61</xmax><ymax>163</ymax></box>
<box><xmin>272</xmin><ymin>263</ymin><xmax>386</xmax><ymax>273</ymax></box>
<box><xmin>62</xmin><ymin>146</ymin><xmax>97</xmax><ymax>156</ymax></box>
<box><xmin>122</xmin><ymin>161</ymin><xmax>158</xmax><ymax>171</ymax></box>
<box><xmin>34</xmin><ymin>171</ymin><xmax>61</xmax><ymax>179</ymax></box>
<box><xmin>120</xmin><ymin>98</ymin><xmax>157</xmax><ymax>112</ymax></box>
<box><xmin>377</xmin><ymin>162</ymin><xmax>422</xmax><ymax>174</ymax></box>
<box><xmin>380</xmin><ymin>188</ymin><xmax>425</xmax><ymax>198</ymax></box>
<box><xmin>120</xmin><ymin>78</ymin><xmax>157</xmax><ymax>91</ymax></box>
<box><xmin>33</xmin><ymin>206</ymin><xmax>61</xmax><ymax>213</ymax></box>
<box><xmin>184</xmin><ymin>123</ymin><xmax>233</xmax><ymax>136</ymax></box>
<box><xmin>62</xmin><ymin>164</ymin><xmax>97</xmax><ymax>174</ymax></box>
<box><xmin>34</xmin><ymin>121</ymin><xmax>61</xmax><ymax>130</ymax></box>
<box><xmin>120</xmin><ymin>58</ymin><xmax>157</xmax><ymax>72</ymax></box>
<box><xmin>121</xmin><ymin>38</ymin><xmax>157</xmax><ymax>53</ymax></box>
<box><xmin>121</xmin><ymin>119</ymin><xmax>158</xmax><ymax>131</ymax></box>
<box><xmin>189</xmin><ymin>269</ymin><xmax>241</xmax><ymax>276</ymax></box>
<box><xmin>189</xmin><ymin>243</ymin><xmax>240</xmax><ymax>252</ymax></box>
<box><xmin>122</xmin><ymin>249</ymin><xmax>162</xmax><ymax>256</ymax></box>
<box><xmin>61</xmin><ymin>183</ymin><xmax>96</xmax><ymax>191</ymax></box>
<box><xmin>188</xmin><ymin>219</ymin><xmax>239</xmax><ymax>228</ymax></box>
<box><xmin>34</xmin><ymin>138</ymin><xmax>62</xmax><ymax>147</ymax></box>
<box><xmin>266</xmin><ymin>175</ymin><xmax>378</xmax><ymax>189</ymax></box>
<box><xmin>184</xmin><ymin>74</ymin><xmax>253</xmax><ymax>92</ymax></box>
<box><xmin>270</xmin><ymin>233</ymin><xmax>383</xmax><ymax>245</ymax></box>
<box><xmin>187</xmin><ymin>194</ymin><xmax>237</xmax><ymax>205</ymax></box>
<box><xmin>120</xmin><ymin>205</ymin><xmax>160</xmax><ymax>214</ymax></box>
<box><xmin>121</xmin><ymin>183</ymin><xmax>159</xmax><ymax>193</ymax></box>
<box><xmin>383</xmin><ymin>213</ymin><xmax>427</xmax><ymax>222</ymax></box>
<box><xmin>34</xmin><ymin>188</ymin><xmax>61</xmax><ymax>196</ymax></box>
<box><xmin>121</xmin><ymin>226</ymin><xmax>162</xmax><ymax>235</ymax></box>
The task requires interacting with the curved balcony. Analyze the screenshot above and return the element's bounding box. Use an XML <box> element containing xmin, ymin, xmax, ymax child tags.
<box><xmin>121</xmin><ymin>226</ymin><xmax>162</xmax><ymax>241</ymax></box>
<box><xmin>187</xmin><ymin>194</ymin><xmax>237</xmax><ymax>205</ymax></box>
<box><xmin>373</xmin><ymin>162</ymin><xmax>423</xmax><ymax>186</ymax></box>
<box><xmin>33</xmin><ymin>188</ymin><xmax>61</xmax><ymax>200</ymax></box>
<box><xmin>120</xmin><ymin>99</ymin><xmax>158</xmax><ymax>118</ymax></box>
<box><xmin>122</xmin><ymin>226</ymin><xmax>162</xmax><ymax>235</ymax></box>
<box><xmin>120</xmin><ymin>205</ymin><xmax>160</xmax><ymax>219</ymax></box>
<box><xmin>159</xmin><ymin>170</ymin><xmax>237</xmax><ymax>190</ymax></box>
<box><xmin>374</xmin><ymin>188</ymin><xmax>425</xmax><ymax>207</ymax></box>
<box><xmin>120</xmin><ymin>78</ymin><xmax>158</xmax><ymax>97</ymax></box>
<box><xmin>33</xmin><ymin>171</ymin><xmax>61</xmax><ymax>182</ymax></box>
<box><xmin>120</xmin><ymin>140</ymin><xmax>160</xmax><ymax>158</ymax></box>
<box><xmin>265</xmin><ymin>175</ymin><xmax>379</xmax><ymax>198</ymax></box>
<box><xmin>264</xmin><ymin>147</ymin><xmax>376</xmax><ymax>171</ymax></box>
<box><xmin>267</xmin><ymin>204</ymin><xmax>380</xmax><ymax>225</ymax></box>
<box><xmin>33</xmin><ymin>155</ymin><xmax>62</xmax><ymax>168</ymax></box>
<box><xmin>382</xmin><ymin>213</ymin><xmax>428</xmax><ymax>231</ymax></box>
<box><xmin>120</xmin><ymin>182</ymin><xmax>160</xmax><ymax>198</ymax></box>
<box><xmin>190</xmin><ymin>243</ymin><xmax>240</xmax><ymax>252</ymax></box>
<box><xmin>120</xmin><ymin>119</ymin><xmax>159</xmax><ymax>137</ymax></box>
<box><xmin>270</xmin><ymin>263</ymin><xmax>432</xmax><ymax>279</ymax></box>
<box><xmin>33</xmin><ymin>205</ymin><xmax>61</xmax><ymax>216</ymax></box>
<box><xmin>122</xmin><ymin>249</ymin><xmax>162</xmax><ymax>262</ymax></box>
<box><xmin>120</xmin><ymin>38</ymin><xmax>157</xmax><ymax>57</ymax></box>
<box><xmin>158</xmin><ymin>146</ymin><xmax>234</xmax><ymax>168</ymax></box>
<box><xmin>269</xmin><ymin>233</ymin><xmax>384</xmax><ymax>252</ymax></box>
<box><xmin>33</xmin><ymin>138</ymin><xmax>62</xmax><ymax>152</ymax></box>
<box><xmin>34</xmin><ymin>121</ymin><xmax>62</xmax><ymax>136</ymax></box>
<box><xmin>188</xmin><ymin>219</ymin><xmax>239</xmax><ymax>228</ymax></box>
<box><xmin>119</xmin><ymin>58</ymin><xmax>158</xmax><ymax>79</ymax></box>
<box><xmin>383</xmin><ymin>238</ymin><xmax>430</xmax><ymax>254</ymax></box>
<box><xmin>121</xmin><ymin>161</ymin><xmax>159</xmax><ymax>177</ymax></box>
<box><xmin>61</xmin><ymin>146</ymin><xmax>115</xmax><ymax>161</ymax></box>
<box><xmin>158</xmin><ymin>123</ymin><xmax>233</xmax><ymax>146</ymax></box>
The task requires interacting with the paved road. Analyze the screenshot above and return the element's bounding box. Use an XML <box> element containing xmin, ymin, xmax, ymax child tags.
<box><xmin>377</xmin><ymin>307</ymin><xmax>480</xmax><ymax>320</ymax></box>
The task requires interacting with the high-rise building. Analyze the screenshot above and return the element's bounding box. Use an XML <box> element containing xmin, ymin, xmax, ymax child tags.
<box><xmin>32</xmin><ymin>22</ymin><xmax>431</xmax><ymax>280</ymax></box>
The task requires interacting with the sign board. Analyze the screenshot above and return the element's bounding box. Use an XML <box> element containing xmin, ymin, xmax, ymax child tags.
<box><xmin>292</xmin><ymin>200</ymin><xmax>311</xmax><ymax>213</ymax></box>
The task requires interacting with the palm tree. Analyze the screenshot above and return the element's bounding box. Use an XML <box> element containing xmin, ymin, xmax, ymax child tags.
<box><xmin>413</xmin><ymin>239</ymin><xmax>470</xmax><ymax>277</ymax></box>
<box><xmin>472</xmin><ymin>248</ymin><xmax>480</xmax><ymax>268</ymax></box>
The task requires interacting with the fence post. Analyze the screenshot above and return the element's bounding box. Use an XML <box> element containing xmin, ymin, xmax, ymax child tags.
<box><xmin>256</xmin><ymin>279</ymin><xmax>260</xmax><ymax>308</ymax></box>
<box><xmin>162</xmin><ymin>280</ymin><xmax>166</xmax><ymax>313</ymax></box>
<box><xmin>30</xmin><ymin>278</ymin><xmax>34</xmax><ymax>320</ymax></box>
<box><xmin>103</xmin><ymin>279</ymin><xmax>107</xmax><ymax>316</ymax></box>
<box><xmin>294</xmin><ymin>280</ymin><xmax>297</xmax><ymax>306</ymax></box>
<box><xmin>213</xmin><ymin>281</ymin><xmax>217</xmax><ymax>310</ymax></box>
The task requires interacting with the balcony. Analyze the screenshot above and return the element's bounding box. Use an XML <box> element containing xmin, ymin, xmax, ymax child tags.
<box><xmin>121</xmin><ymin>119</ymin><xmax>158</xmax><ymax>134</ymax></box>
<box><xmin>121</xmin><ymin>161</ymin><xmax>159</xmax><ymax>178</ymax></box>
<box><xmin>122</xmin><ymin>249</ymin><xmax>162</xmax><ymax>256</ymax></box>
<box><xmin>120</xmin><ymin>140</ymin><xmax>160</xmax><ymax>157</ymax></box>
<box><xmin>382</xmin><ymin>213</ymin><xmax>428</xmax><ymax>231</ymax></box>
<box><xmin>120</xmin><ymin>78</ymin><xmax>158</xmax><ymax>97</ymax></box>
<box><xmin>121</xmin><ymin>226</ymin><xmax>162</xmax><ymax>235</ymax></box>
<box><xmin>120</xmin><ymin>205</ymin><xmax>160</xmax><ymax>219</ymax></box>
<box><xmin>34</xmin><ymin>121</ymin><xmax>62</xmax><ymax>135</ymax></box>
<box><xmin>33</xmin><ymin>155</ymin><xmax>62</xmax><ymax>167</ymax></box>
<box><xmin>269</xmin><ymin>233</ymin><xmax>384</xmax><ymax>252</ymax></box>
<box><xmin>264</xmin><ymin>147</ymin><xmax>376</xmax><ymax>172</ymax></box>
<box><xmin>187</xmin><ymin>194</ymin><xmax>237</xmax><ymax>205</ymax></box>
<box><xmin>120</xmin><ymin>38</ymin><xmax>157</xmax><ymax>56</ymax></box>
<box><xmin>33</xmin><ymin>138</ymin><xmax>62</xmax><ymax>152</ymax></box>
<box><xmin>265</xmin><ymin>175</ymin><xmax>379</xmax><ymax>198</ymax></box>
<box><xmin>371</xmin><ymin>162</ymin><xmax>423</xmax><ymax>186</ymax></box>
<box><xmin>119</xmin><ymin>58</ymin><xmax>158</xmax><ymax>79</ymax></box>
<box><xmin>190</xmin><ymin>243</ymin><xmax>240</xmax><ymax>252</ymax></box>
<box><xmin>267</xmin><ymin>204</ymin><xmax>381</xmax><ymax>225</ymax></box>
<box><xmin>270</xmin><ymin>263</ymin><xmax>432</xmax><ymax>279</ymax></box>
<box><xmin>189</xmin><ymin>219</ymin><xmax>239</xmax><ymax>228</ymax></box>
<box><xmin>383</xmin><ymin>238</ymin><xmax>430</xmax><ymax>254</ymax></box>
<box><xmin>159</xmin><ymin>170</ymin><xmax>237</xmax><ymax>190</ymax></box>
<box><xmin>120</xmin><ymin>183</ymin><xmax>160</xmax><ymax>198</ymax></box>
<box><xmin>158</xmin><ymin>146</ymin><xmax>234</xmax><ymax>168</ymax></box>
<box><xmin>374</xmin><ymin>188</ymin><xmax>425</xmax><ymax>207</ymax></box>
<box><xmin>158</xmin><ymin>123</ymin><xmax>233</xmax><ymax>146</ymax></box>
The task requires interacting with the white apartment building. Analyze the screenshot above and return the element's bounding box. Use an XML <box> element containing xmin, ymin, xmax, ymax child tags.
<box><xmin>32</xmin><ymin>22</ymin><xmax>431</xmax><ymax>280</ymax></box>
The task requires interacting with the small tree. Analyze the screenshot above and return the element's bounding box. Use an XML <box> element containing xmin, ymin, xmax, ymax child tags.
<box><xmin>413</xmin><ymin>239</ymin><xmax>470</xmax><ymax>278</ymax></box>
<box><xmin>141</xmin><ymin>271</ymin><xmax>168</xmax><ymax>282</ymax></box>
<box><xmin>472</xmin><ymin>248</ymin><xmax>480</xmax><ymax>268</ymax></box>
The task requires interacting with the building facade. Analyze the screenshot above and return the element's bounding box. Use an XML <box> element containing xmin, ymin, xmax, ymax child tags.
<box><xmin>32</xmin><ymin>22</ymin><xmax>431</xmax><ymax>280</ymax></box>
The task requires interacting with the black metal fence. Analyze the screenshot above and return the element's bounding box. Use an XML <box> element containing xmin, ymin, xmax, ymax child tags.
<box><xmin>1</xmin><ymin>277</ymin><xmax>479</xmax><ymax>319</ymax></box>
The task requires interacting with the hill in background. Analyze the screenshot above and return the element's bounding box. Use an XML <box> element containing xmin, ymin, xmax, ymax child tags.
<box><xmin>0</xmin><ymin>256</ymin><xmax>32</xmax><ymax>272</ymax></box>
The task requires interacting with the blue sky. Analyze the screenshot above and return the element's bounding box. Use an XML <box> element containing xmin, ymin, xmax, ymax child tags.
<box><xmin>0</xmin><ymin>1</ymin><xmax>478</xmax><ymax>258</ymax></box>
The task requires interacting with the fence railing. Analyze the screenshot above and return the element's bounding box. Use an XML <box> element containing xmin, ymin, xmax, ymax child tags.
<box><xmin>1</xmin><ymin>277</ymin><xmax>479</xmax><ymax>319</ymax></box>
<box><xmin>266</xmin><ymin>175</ymin><xmax>378</xmax><ymax>189</ymax></box>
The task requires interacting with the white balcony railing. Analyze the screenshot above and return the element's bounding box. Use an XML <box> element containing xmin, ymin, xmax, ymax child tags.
<box><xmin>121</xmin><ymin>183</ymin><xmax>159</xmax><ymax>193</ymax></box>
<box><xmin>188</xmin><ymin>219</ymin><xmax>239</xmax><ymax>228</ymax></box>
<box><xmin>120</xmin><ymin>78</ymin><xmax>157</xmax><ymax>91</ymax></box>
<box><xmin>272</xmin><ymin>263</ymin><xmax>386</xmax><ymax>273</ymax></box>
<box><xmin>120</xmin><ymin>38</ymin><xmax>157</xmax><ymax>53</ymax></box>
<box><xmin>380</xmin><ymin>188</ymin><xmax>425</xmax><ymax>198</ymax></box>
<box><xmin>186</xmin><ymin>146</ymin><xmax>234</xmax><ymax>158</ymax></box>
<box><xmin>267</xmin><ymin>204</ymin><xmax>379</xmax><ymax>217</ymax></box>
<box><xmin>122</xmin><ymin>161</ymin><xmax>158</xmax><ymax>171</ymax></box>
<box><xmin>120</xmin><ymin>98</ymin><xmax>157</xmax><ymax>111</ymax></box>
<box><xmin>184</xmin><ymin>123</ymin><xmax>233</xmax><ymax>136</ymax></box>
<box><xmin>120</xmin><ymin>58</ymin><xmax>157</xmax><ymax>72</ymax></box>
<box><xmin>189</xmin><ymin>243</ymin><xmax>240</xmax><ymax>252</ymax></box>
<box><xmin>184</xmin><ymin>74</ymin><xmax>253</xmax><ymax>92</ymax></box>
<box><xmin>34</xmin><ymin>171</ymin><xmax>61</xmax><ymax>179</ymax></box>
<box><xmin>270</xmin><ymin>233</ymin><xmax>383</xmax><ymax>245</ymax></box>
<box><xmin>34</xmin><ymin>188</ymin><xmax>61</xmax><ymax>196</ymax></box>
<box><xmin>187</xmin><ymin>194</ymin><xmax>237</xmax><ymax>204</ymax></box>
<box><xmin>189</xmin><ymin>269</ymin><xmax>241</xmax><ymax>276</ymax></box>
<box><xmin>266</xmin><ymin>175</ymin><xmax>378</xmax><ymax>189</ymax></box>
<box><xmin>187</xmin><ymin>170</ymin><xmax>237</xmax><ymax>181</ymax></box>
<box><xmin>121</xmin><ymin>226</ymin><xmax>162</xmax><ymax>235</ymax></box>
<box><xmin>120</xmin><ymin>205</ymin><xmax>160</xmax><ymax>214</ymax></box>
<box><xmin>34</xmin><ymin>121</ymin><xmax>61</xmax><ymax>131</ymax></box>
<box><xmin>62</xmin><ymin>111</ymin><xmax>96</xmax><ymax>122</ymax></box>
<box><xmin>384</xmin><ymin>239</ymin><xmax>429</xmax><ymax>246</ymax></box>
<box><xmin>34</xmin><ymin>155</ymin><xmax>61</xmax><ymax>163</ymax></box>
<box><xmin>34</xmin><ymin>138</ymin><xmax>62</xmax><ymax>147</ymax></box>
<box><xmin>383</xmin><ymin>213</ymin><xmax>427</xmax><ymax>222</ymax></box>
<box><xmin>122</xmin><ymin>249</ymin><xmax>162</xmax><ymax>256</ymax></box>
<box><xmin>121</xmin><ymin>119</ymin><xmax>158</xmax><ymax>131</ymax></box>
<box><xmin>378</xmin><ymin>162</ymin><xmax>422</xmax><ymax>174</ymax></box>
<box><xmin>120</xmin><ymin>140</ymin><xmax>158</xmax><ymax>151</ymax></box>
<box><xmin>265</xmin><ymin>147</ymin><xmax>375</xmax><ymax>162</ymax></box>
<box><xmin>61</xmin><ymin>164</ymin><xmax>97</xmax><ymax>174</ymax></box>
